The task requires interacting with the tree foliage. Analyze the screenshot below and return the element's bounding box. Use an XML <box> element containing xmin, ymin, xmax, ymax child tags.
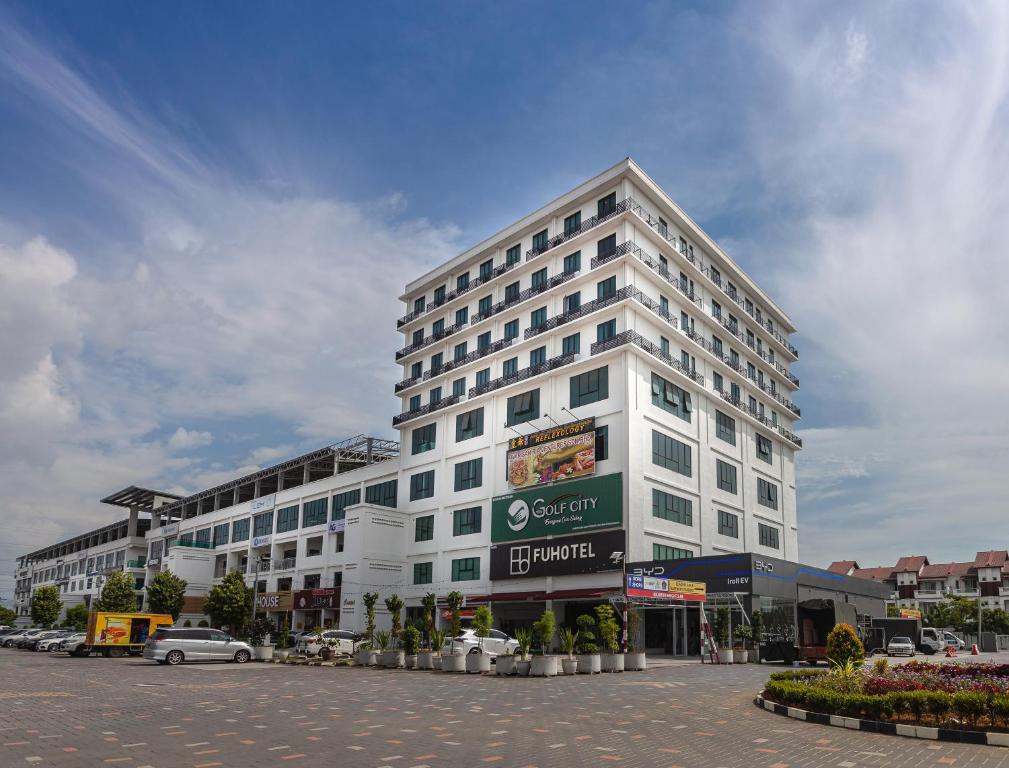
<box><xmin>0</xmin><ymin>605</ymin><xmax>17</xmax><ymax>626</ymax></box>
<box><xmin>446</xmin><ymin>590</ymin><xmax>464</xmax><ymax>638</ymax></box>
<box><xmin>31</xmin><ymin>586</ymin><xmax>62</xmax><ymax>627</ymax></box>
<box><xmin>362</xmin><ymin>592</ymin><xmax>379</xmax><ymax>643</ymax></box>
<box><xmin>95</xmin><ymin>571</ymin><xmax>139</xmax><ymax>612</ymax></box>
<box><xmin>826</xmin><ymin>623</ymin><xmax>864</xmax><ymax>667</ymax></box>
<box><xmin>146</xmin><ymin>571</ymin><xmax>188</xmax><ymax>620</ymax></box>
<box><xmin>204</xmin><ymin>571</ymin><xmax>252</xmax><ymax>634</ymax></box>
<box><xmin>63</xmin><ymin>604</ymin><xmax>90</xmax><ymax>631</ymax></box>
<box><xmin>384</xmin><ymin>594</ymin><xmax>404</xmax><ymax>643</ymax></box>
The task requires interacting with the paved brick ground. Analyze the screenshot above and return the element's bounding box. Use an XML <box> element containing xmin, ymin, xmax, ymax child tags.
<box><xmin>1</xmin><ymin>649</ymin><xmax>1007</xmax><ymax>768</ymax></box>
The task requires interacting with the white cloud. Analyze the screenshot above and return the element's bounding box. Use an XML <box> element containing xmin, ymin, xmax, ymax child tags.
<box><xmin>166</xmin><ymin>427</ymin><xmax>213</xmax><ymax>452</ymax></box>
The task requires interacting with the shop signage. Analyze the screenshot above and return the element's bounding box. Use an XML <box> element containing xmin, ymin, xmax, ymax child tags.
<box><xmin>899</xmin><ymin>608</ymin><xmax>922</xmax><ymax>619</ymax></box>
<box><xmin>327</xmin><ymin>519</ymin><xmax>345</xmax><ymax>534</ymax></box>
<box><xmin>507</xmin><ymin>418</ymin><xmax>596</xmax><ymax>489</ymax></box>
<box><xmin>295</xmin><ymin>588</ymin><xmax>340</xmax><ymax>610</ymax></box>
<box><xmin>626</xmin><ymin>574</ymin><xmax>706</xmax><ymax>602</ymax></box>
<box><xmin>254</xmin><ymin>591</ymin><xmax>293</xmax><ymax>611</ymax></box>
<box><xmin>490</xmin><ymin>529</ymin><xmax>625</xmax><ymax>580</ymax></box>
<box><xmin>491</xmin><ymin>472</ymin><xmax>622</xmax><ymax>543</ymax></box>
<box><xmin>250</xmin><ymin>494</ymin><xmax>276</xmax><ymax>515</ymax></box>
<box><xmin>252</xmin><ymin>534</ymin><xmax>272</xmax><ymax>548</ymax></box>
<box><xmin>160</xmin><ymin>522</ymin><xmax>179</xmax><ymax>537</ymax></box>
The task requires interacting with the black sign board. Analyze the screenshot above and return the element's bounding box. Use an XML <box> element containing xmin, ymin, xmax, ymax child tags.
<box><xmin>490</xmin><ymin>529</ymin><xmax>625</xmax><ymax>580</ymax></box>
<box><xmin>506</xmin><ymin>417</ymin><xmax>595</xmax><ymax>452</ymax></box>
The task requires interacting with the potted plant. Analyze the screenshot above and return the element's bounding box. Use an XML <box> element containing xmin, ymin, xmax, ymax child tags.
<box><xmin>514</xmin><ymin>628</ymin><xmax>533</xmax><ymax>676</ymax></box>
<box><xmin>357</xmin><ymin>592</ymin><xmax>379</xmax><ymax>666</ymax></box>
<box><xmin>575</xmin><ymin>614</ymin><xmax>601</xmax><ymax>674</ymax></box>
<box><xmin>374</xmin><ymin>629</ymin><xmax>391</xmax><ymax>666</ymax></box>
<box><xmin>384</xmin><ymin>594</ymin><xmax>405</xmax><ymax>668</ymax></box>
<box><xmin>749</xmin><ymin>610</ymin><xmax>763</xmax><ymax>663</ymax></box>
<box><xmin>249</xmin><ymin>617</ymin><xmax>275</xmax><ymax>661</ymax></box>
<box><xmin>733</xmin><ymin>624</ymin><xmax>752</xmax><ymax>664</ymax></box>
<box><xmin>401</xmin><ymin>625</ymin><xmax>420</xmax><ymax>669</ymax></box>
<box><xmin>417</xmin><ymin>593</ymin><xmax>437</xmax><ymax>669</ymax></box>
<box><xmin>559</xmin><ymin>627</ymin><xmax>579</xmax><ymax>675</ymax></box>
<box><xmin>466</xmin><ymin>605</ymin><xmax>493</xmax><ymax>674</ymax></box>
<box><xmin>441</xmin><ymin>591</ymin><xmax>466</xmax><ymax>673</ymax></box>
<box><xmin>624</xmin><ymin>609</ymin><xmax>646</xmax><ymax>671</ymax></box>
<box><xmin>530</xmin><ymin>610</ymin><xmax>558</xmax><ymax>677</ymax></box>
<box><xmin>495</xmin><ymin>648</ymin><xmax>517</xmax><ymax>676</ymax></box>
<box><xmin>275</xmin><ymin>617</ymin><xmax>291</xmax><ymax>661</ymax></box>
<box><xmin>595</xmin><ymin>604</ymin><xmax>623</xmax><ymax>672</ymax></box>
<box><xmin>430</xmin><ymin>628</ymin><xmax>446</xmax><ymax>671</ymax></box>
<box><xmin>714</xmin><ymin>606</ymin><xmax>731</xmax><ymax>664</ymax></box>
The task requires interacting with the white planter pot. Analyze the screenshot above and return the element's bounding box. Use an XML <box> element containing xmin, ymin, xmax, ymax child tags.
<box><xmin>530</xmin><ymin>655</ymin><xmax>558</xmax><ymax>677</ymax></box>
<box><xmin>495</xmin><ymin>655</ymin><xmax>516</xmax><ymax>676</ymax></box>
<box><xmin>275</xmin><ymin>649</ymin><xmax>290</xmax><ymax>661</ymax></box>
<box><xmin>600</xmin><ymin>653</ymin><xmax>624</xmax><ymax>672</ymax></box>
<box><xmin>356</xmin><ymin>649</ymin><xmax>377</xmax><ymax>666</ymax></box>
<box><xmin>561</xmin><ymin>657</ymin><xmax>578</xmax><ymax>675</ymax></box>
<box><xmin>432</xmin><ymin>654</ymin><xmax>443</xmax><ymax>671</ymax></box>
<box><xmin>404</xmin><ymin>654</ymin><xmax>417</xmax><ymax>669</ymax></box>
<box><xmin>577</xmin><ymin>654</ymin><xmax>601</xmax><ymax>674</ymax></box>
<box><xmin>719</xmin><ymin>649</ymin><xmax>733</xmax><ymax>664</ymax></box>
<box><xmin>748</xmin><ymin>649</ymin><xmax>760</xmax><ymax>664</ymax></box>
<box><xmin>253</xmin><ymin>645</ymin><xmax>274</xmax><ymax>661</ymax></box>
<box><xmin>381</xmin><ymin>650</ymin><xmax>405</xmax><ymax>668</ymax></box>
<box><xmin>416</xmin><ymin>650</ymin><xmax>434</xmax><ymax>670</ymax></box>
<box><xmin>624</xmin><ymin>652</ymin><xmax>646</xmax><ymax>671</ymax></box>
<box><xmin>466</xmin><ymin>652</ymin><xmax>491</xmax><ymax>673</ymax></box>
<box><xmin>733</xmin><ymin>649</ymin><xmax>748</xmax><ymax>664</ymax></box>
<box><xmin>441</xmin><ymin>653</ymin><xmax>466</xmax><ymax>673</ymax></box>
<box><xmin>515</xmin><ymin>659</ymin><xmax>531</xmax><ymax>676</ymax></box>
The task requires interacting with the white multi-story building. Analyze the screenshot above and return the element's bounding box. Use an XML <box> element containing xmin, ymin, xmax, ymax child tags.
<box><xmin>16</xmin><ymin>160</ymin><xmax>802</xmax><ymax>651</ymax></box>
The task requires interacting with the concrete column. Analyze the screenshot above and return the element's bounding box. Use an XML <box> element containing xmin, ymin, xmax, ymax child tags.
<box><xmin>127</xmin><ymin>505</ymin><xmax>140</xmax><ymax>538</ymax></box>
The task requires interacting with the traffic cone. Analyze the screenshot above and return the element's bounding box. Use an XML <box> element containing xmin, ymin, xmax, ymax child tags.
<box><xmin>945</xmin><ymin>645</ymin><xmax>956</xmax><ymax>657</ymax></box>
<box><xmin>971</xmin><ymin>644</ymin><xmax>980</xmax><ymax>655</ymax></box>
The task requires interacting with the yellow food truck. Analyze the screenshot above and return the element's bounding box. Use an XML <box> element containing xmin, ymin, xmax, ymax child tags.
<box><xmin>74</xmin><ymin>612</ymin><xmax>175</xmax><ymax>657</ymax></box>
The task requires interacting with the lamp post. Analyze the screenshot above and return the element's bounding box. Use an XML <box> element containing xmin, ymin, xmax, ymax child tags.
<box><xmin>249</xmin><ymin>555</ymin><xmax>268</xmax><ymax>631</ymax></box>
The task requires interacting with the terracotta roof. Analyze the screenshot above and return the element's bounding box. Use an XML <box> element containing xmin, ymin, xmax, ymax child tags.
<box><xmin>893</xmin><ymin>555</ymin><xmax>929</xmax><ymax>573</ymax></box>
<box><xmin>851</xmin><ymin>566</ymin><xmax>895</xmax><ymax>581</ymax></box>
<box><xmin>919</xmin><ymin>562</ymin><xmax>973</xmax><ymax>579</ymax></box>
<box><xmin>827</xmin><ymin>560</ymin><xmax>859</xmax><ymax>574</ymax></box>
<box><xmin>973</xmin><ymin>550</ymin><xmax>1008</xmax><ymax>569</ymax></box>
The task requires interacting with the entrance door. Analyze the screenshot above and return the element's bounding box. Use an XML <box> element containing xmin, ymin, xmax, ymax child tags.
<box><xmin>671</xmin><ymin>607</ymin><xmax>687</xmax><ymax>656</ymax></box>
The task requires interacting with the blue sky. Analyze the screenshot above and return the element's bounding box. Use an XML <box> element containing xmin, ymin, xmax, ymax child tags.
<box><xmin>2</xmin><ymin>1</ymin><xmax>1009</xmax><ymax>600</ymax></box>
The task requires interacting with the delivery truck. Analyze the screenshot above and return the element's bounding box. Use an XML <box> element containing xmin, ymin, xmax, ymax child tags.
<box><xmin>67</xmin><ymin>612</ymin><xmax>174</xmax><ymax>657</ymax></box>
<box><xmin>796</xmin><ymin>597</ymin><xmax>858</xmax><ymax>664</ymax></box>
<box><xmin>865</xmin><ymin>617</ymin><xmax>952</xmax><ymax>655</ymax></box>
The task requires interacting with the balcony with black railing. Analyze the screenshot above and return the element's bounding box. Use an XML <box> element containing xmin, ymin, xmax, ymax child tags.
<box><xmin>714</xmin><ymin>389</ymin><xmax>803</xmax><ymax>448</ymax></box>
<box><xmin>397</xmin><ymin>260</ymin><xmax>521</xmax><ymax>328</ymax></box>
<box><xmin>394</xmin><ymin>338</ymin><xmax>517</xmax><ymax>394</ymax></box>
<box><xmin>590</xmin><ymin>330</ymin><xmax>704</xmax><ymax>385</ymax></box>
<box><xmin>471</xmin><ymin>270</ymin><xmax>577</xmax><ymax>325</ymax></box>
<box><xmin>525</xmin><ymin>197</ymin><xmax>633</xmax><ymax>262</ymax></box>
<box><xmin>392</xmin><ymin>393</ymin><xmax>462</xmax><ymax>427</ymax></box>
<box><xmin>468</xmin><ymin>353</ymin><xmax>577</xmax><ymax>399</ymax></box>
<box><xmin>395</xmin><ymin>321</ymin><xmax>467</xmax><ymax>360</ymax></box>
<box><xmin>592</xmin><ymin>240</ymin><xmax>703</xmax><ymax>310</ymax></box>
<box><xmin>525</xmin><ymin>284</ymin><xmax>678</xmax><ymax>344</ymax></box>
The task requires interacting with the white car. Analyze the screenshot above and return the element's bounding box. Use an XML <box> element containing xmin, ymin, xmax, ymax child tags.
<box><xmin>57</xmin><ymin>633</ymin><xmax>87</xmax><ymax>653</ymax></box>
<box><xmin>943</xmin><ymin>632</ymin><xmax>966</xmax><ymax>650</ymax></box>
<box><xmin>887</xmin><ymin>636</ymin><xmax>915</xmax><ymax>657</ymax></box>
<box><xmin>443</xmin><ymin>628</ymin><xmax>519</xmax><ymax>657</ymax></box>
<box><xmin>300</xmin><ymin>629</ymin><xmax>361</xmax><ymax>656</ymax></box>
<box><xmin>37</xmin><ymin>632</ymin><xmax>74</xmax><ymax>652</ymax></box>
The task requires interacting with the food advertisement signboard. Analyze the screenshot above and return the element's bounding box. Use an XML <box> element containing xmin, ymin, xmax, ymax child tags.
<box><xmin>506</xmin><ymin>418</ymin><xmax>596</xmax><ymax>489</ymax></box>
<box><xmin>491</xmin><ymin>472</ymin><xmax>622</xmax><ymax>543</ymax></box>
<box><xmin>626</xmin><ymin>575</ymin><xmax>706</xmax><ymax>602</ymax></box>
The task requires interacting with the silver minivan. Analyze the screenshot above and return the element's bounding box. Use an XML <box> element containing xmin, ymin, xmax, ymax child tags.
<box><xmin>143</xmin><ymin>627</ymin><xmax>253</xmax><ymax>665</ymax></box>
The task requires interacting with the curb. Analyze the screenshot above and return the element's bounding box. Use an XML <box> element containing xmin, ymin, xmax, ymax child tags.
<box><xmin>754</xmin><ymin>692</ymin><xmax>1008</xmax><ymax>747</ymax></box>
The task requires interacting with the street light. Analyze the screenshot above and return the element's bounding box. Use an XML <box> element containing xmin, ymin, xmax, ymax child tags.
<box><xmin>250</xmin><ymin>555</ymin><xmax>269</xmax><ymax>629</ymax></box>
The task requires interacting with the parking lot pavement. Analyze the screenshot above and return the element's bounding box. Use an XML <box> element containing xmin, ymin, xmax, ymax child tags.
<box><xmin>2</xmin><ymin>650</ymin><xmax>1009</xmax><ymax>768</ymax></box>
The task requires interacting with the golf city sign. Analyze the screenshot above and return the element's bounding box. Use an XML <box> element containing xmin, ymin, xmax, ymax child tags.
<box><xmin>491</xmin><ymin>472</ymin><xmax>622</xmax><ymax>543</ymax></box>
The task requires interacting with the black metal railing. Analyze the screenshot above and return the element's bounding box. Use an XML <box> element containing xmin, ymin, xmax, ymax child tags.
<box><xmin>396</xmin><ymin>259</ymin><xmax>521</xmax><ymax>328</ymax></box>
<box><xmin>395</xmin><ymin>321</ymin><xmax>467</xmax><ymax>360</ymax></box>
<box><xmin>525</xmin><ymin>198</ymin><xmax>632</xmax><ymax>261</ymax></box>
<box><xmin>593</xmin><ymin>240</ymin><xmax>703</xmax><ymax>310</ymax></box>
<box><xmin>421</xmin><ymin>338</ymin><xmax>514</xmax><ymax>381</ymax></box>
<box><xmin>471</xmin><ymin>271</ymin><xmax>577</xmax><ymax>324</ymax></box>
<box><xmin>392</xmin><ymin>393</ymin><xmax>462</xmax><ymax>426</ymax></box>
<box><xmin>394</xmin><ymin>375</ymin><xmax>423</xmax><ymax>394</ymax></box>
<box><xmin>468</xmin><ymin>353</ymin><xmax>577</xmax><ymax>399</ymax></box>
<box><xmin>590</xmin><ymin>330</ymin><xmax>704</xmax><ymax>384</ymax></box>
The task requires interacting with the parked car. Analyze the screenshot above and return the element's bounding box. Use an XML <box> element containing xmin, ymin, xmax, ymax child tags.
<box><xmin>887</xmin><ymin>636</ymin><xmax>915</xmax><ymax>657</ymax></box>
<box><xmin>143</xmin><ymin>627</ymin><xmax>253</xmax><ymax>665</ymax></box>
<box><xmin>37</xmin><ymin>631</ymin><xmax>75</xmax><ymax>652</ymax></box>
<box><xmin>14</xmin><ymin>629</ymin><xmax>50</xmax><ymax>649</ymax></box>
<box><xmin>24</xmin><ymin>630</ymin><xmax>66</xmax><ymax>651</ymax></box>
<box><xmin>943</xmin><ymin>631</ymin><xmax>966</xmax><ymax>650</ymax></box>
<box><xmin>57</xmin><ymin>633</ymin><xmax>87</xmax><ymax>653</ymax></box>
<box><xmin>299</xmin><ymin>629</ymin><xmax>362</xmax><ymax>656</ymax></box>
<box><xmin>443</xmin><ymin>628</ymin><xmax>519</xmax><ymax>657</ymax></box>
<box><xmin>2</xmin><ymin>629</ymin><xmax>34</xmax><ymax>647</ymax></box>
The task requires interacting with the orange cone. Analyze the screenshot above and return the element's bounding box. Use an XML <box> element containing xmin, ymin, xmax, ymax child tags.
<box><xmin>971</xmin><ymin>644</ymin><xmax>980</xmax><ymax>655</ymax></box>
<box><xmin>945</xmin><ymin>645</ymin><xmax>956</xmax><ymax>657</ymax></box>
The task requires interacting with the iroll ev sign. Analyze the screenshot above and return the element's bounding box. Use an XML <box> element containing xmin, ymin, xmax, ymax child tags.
<box><xmin>490</xmin><ymin>530</ymin><xmax>625</xmax><ymax>580</ymax></box>
<box><xmin>491</xmin><ymin>472</ymin><xmax>622</xmax><ymax>543</ymax></box>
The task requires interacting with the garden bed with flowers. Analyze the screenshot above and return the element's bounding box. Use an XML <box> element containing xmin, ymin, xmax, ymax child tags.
<box><xmin>763</xmin><ymin>661</ymin><xmax>1009</xmax><ymax>732</ymax></box>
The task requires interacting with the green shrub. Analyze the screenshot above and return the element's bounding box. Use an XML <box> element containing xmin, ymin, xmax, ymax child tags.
<box><xmin>401</xmin><ymin>625</ymin><xmax>421</xmax><ymax>656</ymax></box>
<box><xmin>952</xmin><ymin>691</ymin><xmax>987</xmax><ymax>727</ymax></box>
<box><xmin>575</xmin><ymin>614</ymin><xmax>598</xmax><ymax>653</ymax></box>
<box><xmin>925</xmin><ymin>691</ymin><xmax>952</xmax><ymax>724</ymax></box>
<box><xmin>872</xmin><ymin>657</ymin><xmax>888</xmax><ymax>675</ymax></box>
<box><xmin>768</xmin><ymin>668</ymin><xmax>827</xmax><ymax>681</ymax></box>
<box><xmin>991</xmin><ymin>695</ymin><xmax>1009</xmax><ymax>728</ymax></box>
<box><xmin>825</xmin><ymin>623</ymin><xmax>864</xmax><ymax>667</ymax></box>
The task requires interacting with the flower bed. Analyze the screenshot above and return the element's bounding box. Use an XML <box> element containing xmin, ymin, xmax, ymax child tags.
<box><xmin>763</xmin><ymin>664</ymin><xmax>1009</xmax><ymax>732</ymax></box>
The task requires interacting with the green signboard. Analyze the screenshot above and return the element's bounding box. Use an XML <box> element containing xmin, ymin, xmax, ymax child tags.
<box><xmin>491</xmin><ymin>473</ymin><xmax>623</xmax><ymax>543</ymax></box>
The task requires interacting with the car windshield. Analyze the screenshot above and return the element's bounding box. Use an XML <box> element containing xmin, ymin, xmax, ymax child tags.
<box><xmin>891</xmin><ymin>637</ymin><xmax>911</xmax><ymax>643</ymax></box>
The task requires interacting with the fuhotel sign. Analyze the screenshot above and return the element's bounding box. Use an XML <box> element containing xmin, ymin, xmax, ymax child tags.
<box><xmin>490</xmin><ymin>529</ymin><xmax>625</xmax><ymax>580</ymax></box>
<box><xmin>491</xmin><ymin>472</ymin><xmax>622</xmax><ymax>543</ymax></box>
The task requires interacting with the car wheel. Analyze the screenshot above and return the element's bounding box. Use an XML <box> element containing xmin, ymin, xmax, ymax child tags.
<box><xmin>468</xmin><ymin>647</ymin><xmax>481</xmax><ymax>655</ymax></box>
<box><xmin>108</xmin><ymin>647</ymin><xmax>125</xmax><ymax>658</ymax></box>
<box><xmin>165</xmin><ymin>650</ymin><xmax>184</xmax><ymax>666</ymax></box>
<box><xmin>233</xmin><ymin>650</ymin><xmax>251</xmax><ymax>664</ymax></box>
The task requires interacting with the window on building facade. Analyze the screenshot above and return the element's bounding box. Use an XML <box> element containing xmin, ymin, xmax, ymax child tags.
<box><xmin>480</xmin><ymin>259</ymin><xmax>494</xmax><ymax>281</ymax></box>
<box><xmin>478</xmin><ymin>295</ymin><xmax>492</xmax><ymax>316</ymax></box>
<box><xmin>454</xmin><ymin>459</ymin><xmax>483</xmax><ymax>491</ymax></box>
<box><xmin>531</xmin><ymin>267</ymin><xmax>548</xmax><ymax>289</ymax></box>
<box><xmin>562</xmin><ymin>332</ymin><xmax>580</xmax><ymax>355</ymax></box>
<box><xmin>276</xmin><ymin>505</ymin><xmax>299</xmax><ymax>533</ymax></box>
<box><xmin>505</xmin><ymin>281</ymin><xmax>520</xmax><ymax>302</ymax></box>
<box><xmin>652</xmin><ymin>489</ymin><xmax>692</xmax><ymax>526</ymax></box>
<box><xmin>454</xmin><ymin>341</ymin><xmax>467</xmax><ymax>362</ymax></box>
<box><xmin>570</xmin><ymin>366</ymin><xmax>609</xmax><ymax>407</ymax></box>
<box><xmin>597</xmin><ymin>276</ymin><xmax>616</xmax><ymax>299</ymax></box>
<box><xmin>410</xmin><ymin>470</ymin><xmax>435</xmax><ymax>501</ymax></box>
<box><xmin>433</xmin><ymin>285</ymin><xmax>446</xmax><ymax>304</ymax></box>
<box><xmin>650</xmin><ymin>373</ymin><xmax>691</xmax><ymax>421</ymax></box>
<box><xmin>232</xmin><ymin>518</ymin><xmax>250</xmax><ymax>542</ymax></box>
<box><xmin>430</xmin><ymin>352</ymin><xmax>443</xmax><ymax>373</ymax></box>
<box><xmin>530</xmin><ymin>306</ymin><xmax>547</xmax><ymax>328</ymax></box>
<box><xmin>414</xmin><ymin>561</ymin><xmax>433</xmax><ymax>585</ymax></box>
<box><xmin>652</xmin><ymin>430</ymin><xmax>692</xmax><ymax>476</ymax></box>
<box><xmin>456</xmin><ymin>408</ymin><xmax>484</xmax><ymax>441</ymax></box>
<box><xmin>597</xmin><ymin>233</ymin><xmax>617</xmax><ymax>258</ymax></box>
<box><xmin>653</xmin><ymin>543</ymin><xmax>692</xmax><ymax>561</ymax></box>
<box><xmin>596</xmin><ymin>319</ymin><xmax>616</xmax><ymax>343</ymax></box>
<box><xmin>718</xmin><ymin>510</ymin><xmax>739</xmax><ymax>538</ymax></box>
<box><xmin>716</xmin><ymin>460</ymin><xmax>738</xmax><ymax>494</ymax></box>
<box><xmin>595</xmin><ymin>425</ymin><xmax>609</xmax><ymax>461</ymax></box>
<box><xmin>365</xmin><ymin>480</ymin><xmax>398</xmax><ymax>507</ymax></box>
<box><xmin>477</xmin><ymin>331</ymin><xmax>491</xmax><ymax>350</ymax></box>
<box><xmin>563</xmin><ymin>251</ymin><xmax>581</xmax><ymax>274</ymax></box>
<box><xmin>504</xmin><ymin>319</ymin><xmax>519</xmax><ymax>340</ymax></box>
<box><xmin>532</xmin><ymin>229</ymin><xmax>549</xmax><ymax>252</ymax></box>
<box><xmin>409</xmin><ymin>394</ymin><xmax>421</xmax><ymax>411</ymax></box>
<box><xmin>598</xmin><ymin>192</ymin><xmax>617</xmax><ymax>218</ymax></box>
<box><xmin>506</xmin><ymin>244</ymin><xmax>521</xmax><ymax>266</ymax></box>
<box><xmin>564</xmin><ymin>212</ymin><xmax>581</xmax><ymax>236</ymax></box>
<box><xmin>411</xmin><ymin>423</ymin><xmax>436</xmax><ymax>454</ymax></box>
<box><xmin>331</xmin><ymin>489</ymin><xmax>360</xmax><ymax>521</ymax></box>
<box><xmin>453</xmin><ymin>507</ymin><xmax>482</xmax><ymax>536</ymax></box>
<box><xmin>212</xmin><ymin>524</ymin><xmax>229</xmax><ymax>547</ymax></box>
<box><xmin>756</xmin><ymin>434</ymin><xmax>773</xmax><ymax>463</ymax></box>
<box><xmin>506</xmin><ymin>389</ymin><xmax>539</xmax><ymax>426</ymax></box>
<box><xmin>411</xmin><ymin>361</ymin><xmax>422</xmax><ymax>379</ymax></box>
<box><xmin>453</xmin><ymin>377</ymin><xmax>466</xmax><ymax>397</ymax></box>
<box><xmin>302</xmin><ymin>498</ymin><xmax>328</xmax><ymax>527</ymax></box>
<box><xmin>456</xmin><ymin>272</ymin><xmax>469</xmax><ymax>292</ymax></box>
<box><xmin>563</xmin><ymin>291</ymin><xmax>581</xmax><ymax>313</ymax></box>
<box><xmin>713</xmin><ymin>372</ymin><xmax>723</xmax><ymax>392</ymax></box>
<box><xmin>455</xmin><ymin>306</ymin><xmax>468</xmax><ymax>326</ymax></box>
<box><xmin>452</xmin><ymin>557</ymin><xmax>480</xmax><ymax>581</ymax></box>
<box><xmin>413</xmin><ymin>296</ymin><xmax>426</xmax><ymax>314</ymax></box>
<box><xmin>530</xmin><ymin>346</ymin><xmax>546</xmax><ymax>367</ymax></box>
<box><xmin>252</xmin><ymin>512</ymin><xmax>273</xmax><ymax>538</ymax></box>
<box><xmin>432</xmin><ymin>318</ymin><xmax>444</xmax><ymax>335</ymax></box>
<box><xmin>475</xmin><ymin>368</ymin><xmax>490</xmax><ymax>387</ymax></box>
<box><xmin>758</xmin><ymin>479</ymin><xmax>779</xmax><ymax>510</ymax></box>
<box><xmin>503</xmin><ymin>356</ymin><xmax>518</xmax><ymax>376</ymax></box>
<box><xmin>415</xmin><ymin>515</ymin><xmax>434</xmax><ymax>542</ymax></box>
<box><xmin>429</xmin><ymin>386</ymin><xmax>441</xmax><ymax>404</ymax></box>
<box><xmin>715</xmin><ymin>410</ymin><xmax>736</xmax><ymax>445</ymax></box>
<box><xmin>759</xmin><ymin>523</ymin><xmax>780</xmax><ymax>549</ymax></box>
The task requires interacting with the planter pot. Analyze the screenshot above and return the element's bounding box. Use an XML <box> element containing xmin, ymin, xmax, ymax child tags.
<box><xmin>733</xmin><ymin>649</ymin><xmax>748</xmax><ymax>664</ymax></box>
<box><xmin>275</xmin><ymin>649</ymin><xmax>290</xmax><ymax>661</ymax></box>
<box><xmin>441</xmin><ymin>653</ymin><xmax>466</xmax><ymax>673</ymax></box>
<box><xmin>404</xmin><ymin>654</ymin><xmax>417</xmax><ymax>670</ymax></box>
<box><xmin>356</xmin><ymin>649</ymin><xmax>377</xmax><ymax>666</ymax></box>
<box><xmin>381</xmin><ymin>650</ymin><xmax>405</xmax><ymax>668</ymax></box>
<box><xmin>252</xmin><ymin>644</ymin><xmax>274</xmax><ymax>661</ymax></box>
<box><xmin>515</xmin><ymin>659</ymin><xmax>531</xmax><ymax>676</ymax></box>
<box><xmin>319</xmin><ymin>647</ymin><xmax>334</xmax><ymax>661</ymax></box>
<box><xmin>495</xmin><ymin>655</ymin><xmax>516</xmax><ymax>676</ymax></box>
<box><xmin>432</xmin><ymin>654</ymin><xmax>443</xmax><ymax>671</ymax></box>
<box><xmin>561</xmin><ymin>657</ymin><xmax>578</xmax><ymax>675</ymax></box>
<box><xmin>748</xmin><ymin>649</ymin><xmax>760</xmax><ymax>664</ymax></box>
<box><xmin>600</xmin><ymin>653</ymin><xmax>624</xmax><ymax>672</ymax></box>
<box><xmin>466</xmin><ymin>652</ymin><xmax>491</xmax><ymax>674</ymax></box>
<box><xmin>530</xmin><ymin>655</ymin><xmax>558</xmax><ymax>677</ymax></box>
<box><xmin>416</xmin><ymin>650</ymin><xmax>434</xmax><ymax>670</ymax></box>
<box><xmin>719</xmin><ymin>650</ymin><xmax>733</xmax><ymax>664</ymax></box>
<box><xmin>577</xmin><ymin>654</ymin><xmax>601</xmax><ymax>674</ymax></box>
<box><xmin>624</xmin><ymin>651</ymin><xmax>646</xmax><ymax>671</ymax></box>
